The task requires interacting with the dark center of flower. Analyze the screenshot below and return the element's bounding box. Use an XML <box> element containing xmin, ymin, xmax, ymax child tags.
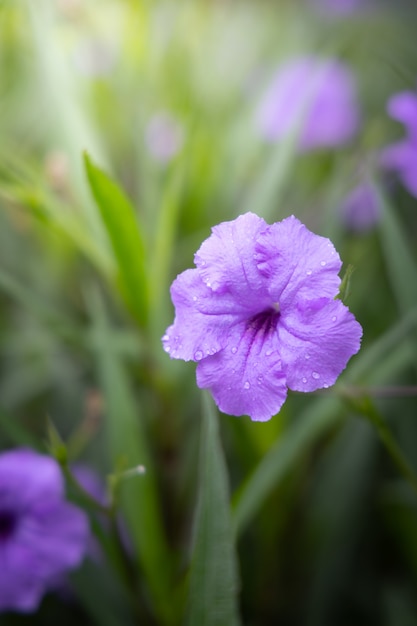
<box><xmin>249</xmin><ymin>306</ymin><xmax>281</xmax><ymax>335</ymax></box>
<box><xmin>0</xmin><ymin>510</ymin><xmax>17</xmax><ymax>541</ymax></box>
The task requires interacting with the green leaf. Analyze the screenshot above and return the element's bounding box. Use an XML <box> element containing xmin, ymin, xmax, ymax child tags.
<box><xmin>377</xmin><ymin>188</ymin><xmax>417</xmax><ymax>314</ymax></box>
<box><xmin>336</xmin><ymin>264</ymin><xmax>355</xmax><ymax>302</ymax></box>
<box><xmin>186</xmin><ymin>392</ymin><xmax>241</xmax><ymax>626</ymax></box>
<box><xmin>86</xmin><ymin>289</ymin><xmax>176</xmax><ymax>626</ymax></box>
<box><xmin>84</xmin><ymin>153</ymin><xmax>149</xmax><ymax>327</ymax></box>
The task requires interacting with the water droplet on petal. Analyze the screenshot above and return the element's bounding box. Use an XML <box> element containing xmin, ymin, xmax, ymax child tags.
<box><xmin>306</xmin><ymin>269</ymin><xmax>312</xmax><ymax>276</ymax></box>
<box><xmin>265</xmin><ymin>350</ymin><xmax>272</xmax><ymax>356</ymax></box>
<box><xmin>244</xmin><ymin>381</ymin><xmax>250</xmax><ymax>389</ymax></box>
<box><xmin>323</xmin><ymin>383</ymin><xmax>329</xmax><ymax>388</ymax></box>
<box><xmin>162</xmin><ymin>334</ymin><xmax>169</xmax><ymax>341</ymax></box>
<box><xmin>302</xmin><ymin>377</ymin><xmax>307</xmax><ymax>384</ymax></box>
<box><xmin>312</xmin><ymin>371</ymin><xmax>320</xmax><ymax>380</ymax></box>
<box><xmin>194</xmin><ymin>350</ymin><xmax>203</xmax><ymax>361</ymax></box>
<box><xmin>192</xmin><ymin>296</ymin><xmax>198</xmax><ymax>302</ymax></box>
<box><xmin>231</xmin><ymin>347</ymin><xmax>237</xmax><ymax>354</ymax></box>
<box><xmin>164</xmin><ymin>345</ymin><xmax>171</xmax><ymax>353</ymax></box>
<box><xmin>331</xmin><ymin>316</ymin><xmax>337</xmax><ymax>322</ymax></box>
<box><xmin>305</xmin><ymin>353</ymin><xmax>310</xmax><ymax>360</ymax></box>
<box><xmin>320</xmin><ymin>260</ymin><xmax>326</xmax><ymax>267</ymax></box>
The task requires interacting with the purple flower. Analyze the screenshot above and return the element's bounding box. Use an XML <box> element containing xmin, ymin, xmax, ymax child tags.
<box><xmin>339</xmin><ymin>182</ymin><xmax>381</xmax><ymax>232</ymax></box>
<box><xmin>380</xmin><ymin>89</ymin><xmax>417</xmax><ymax>198</ymax></box>
<box><xmin>310</xmin><ymin>0</ymin><xmax>366</xmax><ymax>15</ymax></box>
<box><xmin>0</xmin><ymin>449</ymin><xmax>89</xmax><ymax>613</ymax></box>
<box><xmin>144</xmin><ymin>112</ymin><xmax>184</xmax><ymax>163</ymax></box>
<box><xmin>255</xmin><ymin>57</ymin><xmax>360</xmax><ymax>151</ymax></box>
<box><xmin>162</xmin><ymin>213</ymin><xmax>362</xmax><ymax>421</ymax></box>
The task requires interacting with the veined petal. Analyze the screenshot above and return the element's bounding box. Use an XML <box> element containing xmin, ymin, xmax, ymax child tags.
<box><xmin>194</xmin><ymin>212</ymin><xmax>271</xmax><ymax>311</ymax></box>
<box><xmin>163</xmin><ymin>269</ymin><xmax>249</xmax><ymax>361</ymax></box>
<box><xmin>196</xmin><ymin>313</ymin><xmax>287</xmax><ymax>421</ymax></box>
<box><xmin>255</xmin><ymin>215</ymin><xmax>342</xmax><ymax>306</ymax></box>
<box><xmin>278</xmin><ymin>298</ymin><xmax>362</xmax><ymax>391</ymax></box>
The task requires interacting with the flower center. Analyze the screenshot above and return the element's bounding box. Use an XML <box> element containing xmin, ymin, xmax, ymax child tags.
<box><xmin>249</xmin><ymin>306</ymin><xmax>281</xmax><ymax>334</ymax></box>
<box><xmin>0</xmin><ymin>510</ymin><xmax>17</xmax><ymax>541</ymax></box>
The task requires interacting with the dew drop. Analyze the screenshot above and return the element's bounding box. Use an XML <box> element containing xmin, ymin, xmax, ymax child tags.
<box><xmin>331</xmin><ymin>315</ymin><xmax>337</xmax><ymax>322</ymax></box>
<box><xmin>231</xmin><ymin>347</ymin><xmax>237</xmax><ymax>354</ymax></box>
<box><xmin>323</xmin><ymin>383</ymin><xmax>329</xmax><ymax>389</ymax></box>
<box><xmin>265</xmin><ymin>350</ymin><xmax>272</xmax><ymax>356</ymax></box>
<box><xmin>162</xmin><ymin>334</ymin><xmax>169</xmax><ymax>342</ymax></box>
<box><xmin>302</xmin><ymin>377</ymin><xmax>307</xmax><ymax>384</ymax></box>
<box><xmin>305</xmin><ymin>353</ymin><xmax>310</xmax><ymax>360</ymax></box>
<box><xmin>164</xmin><ymin>345</ymin><xmax>170</xmax><ymax>353</ymax></box>
<box><xmin>306</xmin><ymin>269</ymin><xmax>312</xmax><ymax>276</ymax></box>
<box><xmin>192</xmin><ymin>296</ymin><xmax>198</xmax><ymax>302</ymax></box>
<box><xmin>320</xmin><ymin>260</ymin><xmax>326</xmax><ymax>267</ymax></box>
<box><xmin>312</xmin><ymin>371</ymin><xmax>320</xmax><ymax>380</ymax></box>
<box><xmin>194</xmin><ymin>350</ymin><xmax>203</xmax><ymax>361</ymax></box>
<box><xmin>244</xmin><ymin>381</ymin><xmax>251</xmax><ymax>390</ymax></box>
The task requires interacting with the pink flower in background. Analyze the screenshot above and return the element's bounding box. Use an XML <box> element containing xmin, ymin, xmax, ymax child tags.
<box><xmin>339</xmin><ymin>182</ymin><xmax>381</xmax><ymax>232</ymax></box>
<box><xmin>144</xmin><ymin>112</ymin><xmax>184</xmax><ymax>163</ymax></box>
<box><xmin>256</xmin><ymin>57</ymin><xmax>360</xmax><ymax>151</ymax></box>
<box><xmin>380</xmin><ymin>88</ymin><xmax>417</xmax><ymax>198</ymax></box>
<box><xmin>0</xmin><ymin>449</ymin><xmax>88</xmax><ymax>613</ymax></box>
<box><xmin>163</xmin><ymin>213</ymin><xmax>362</xmax><ymax>421</ymax></box>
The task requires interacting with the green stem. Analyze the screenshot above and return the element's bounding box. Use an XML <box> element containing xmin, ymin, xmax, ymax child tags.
<box><xmin>342</xmin><ymin>392</ymin><xmax>417</xmax><ymax>498</ymax></box>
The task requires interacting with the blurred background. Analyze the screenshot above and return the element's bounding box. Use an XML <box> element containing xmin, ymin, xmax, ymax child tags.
<box><xmin>1</xmin><ymin>0</ymin><xmax>417</xmax><ymax>624</ymax></box>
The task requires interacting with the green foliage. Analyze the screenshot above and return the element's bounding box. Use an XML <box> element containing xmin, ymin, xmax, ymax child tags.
<box><xmin>186</xmin><ymin>393</ymin><xmax>240</xmax><ymax>626</ymax></box>
<box><xmin>0</xmin><ymin>1</ymin><xmax>417</xmax><ymax>625</ymax></box>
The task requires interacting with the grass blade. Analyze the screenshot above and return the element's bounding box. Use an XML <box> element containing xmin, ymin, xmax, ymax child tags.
<box><xmin>84</xmin><ymin>153</ymin><xmax>149</xmax><ymax>327</ymax></box>
<box><xmin>87</xmin><ymin>289</ymin><xmax>175</xmax><ymax>625</ymax></box>
<box><xmin>186</xmin><ymin>392</ymin><xmax>241</xmax><ymax>626</ymax></box>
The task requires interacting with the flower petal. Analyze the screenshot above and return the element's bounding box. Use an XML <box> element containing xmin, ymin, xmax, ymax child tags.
<box><xmin>194</xmin><ymin>212</ymin><xmax>271</xmax><ymax>310</ymax></box>
<box><xmin>278</xmin><ymin>298</ymin><xmax>362</xmax><ymax>391</ymax></box>
<box><xmin>196</xmin><ymin>315</ymin><xmax>287</xmax><ymax>421</ymax></box>
<box><xmin>255</xmin><ymin>215</ymin><xmax>342</xmax><ymax>307</ymax></box>
<box><xmin>163</xmin><ymin>269</ymin><xmax>250</xmax><ymax>361</ymax></box>
<box><xmin>0</xmin><ymin>449</ymin><xmax>64</xmax><ymax>510</ymax></box>
<box><xmin>387</xmin><ymin>91</ymin><xmax>417</xmax><ymax>141</ymax></box>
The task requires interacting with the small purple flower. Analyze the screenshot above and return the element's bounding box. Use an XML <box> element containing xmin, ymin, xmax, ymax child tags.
<box><xmin>0</xmin><ymin>449</ymin><xmax>89</xmax><ymax>613</ymax></box>
<box><xmin>380</xmin><ymin>89</ymin><xmax>417</xmax><ymax>198</ymax></box>
<box><xmin>310</xmin><ymin>0</ymin><xmax>366</xmax><ymax>16</ymax></box>
<box><xmin>256</xmin><ymin>57</ymin><xmax>360</xmax><ymax>151</ymax></box>
<box><xmin>339</xmin><ymin>182</ymin><xmax>381</xmax><ymax>232</ymax></box>
<box><xmin>163</xmin><ymin>213</ymin><xmax>362</xmax><ymax>421</ymax></box>
<box><xmin>144</xmin><ymin>112</ymin><xmax>184</xmax><ymax>163</ymax></box>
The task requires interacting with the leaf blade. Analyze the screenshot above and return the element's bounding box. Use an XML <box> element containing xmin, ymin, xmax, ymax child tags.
<box><xmin>186</xmin><ymin>392</ymin><xmax>241</xmax><ymax>626</ymax></box>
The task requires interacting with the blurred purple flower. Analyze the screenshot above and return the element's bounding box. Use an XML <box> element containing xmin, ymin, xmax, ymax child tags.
<box><xmin>339</xmin><ymin>182</ymin><xmax>381</xmax><ymax>232</ymax></box>
<box><xmin>162</xmin><ymin>213</ymin><xmax>362</xmax><ymax>421</ymax></box>
<box><xmin>380</xmin><ymin>89</ymin><xmax>417</xmax><ymax>198</ymax></box>
<box><xmin>310</xmin><ymin>0</ymin><xmax>365</xmax><ymax>15</ymax></box>
<box><xmin>256</xmin><ymin>57</ymin><xmax>360</xmax><ymax>151</ymax></box>
<box><xmin>144</xmin><ymin>112</ymin><xmax>184</xmax><ymax>163</ymax></box>
<box><xmin>0</xmin><ymin>449</ymin><xmax>88</xmax><ymax>613</ymax></box>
